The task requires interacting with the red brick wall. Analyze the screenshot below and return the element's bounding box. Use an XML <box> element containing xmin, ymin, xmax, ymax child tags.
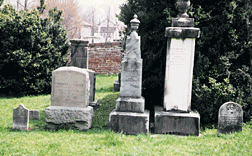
<box><xmin>88</xmin><ymin>42</ymin><xmax>122</xmax><ymax>74</ymax></box>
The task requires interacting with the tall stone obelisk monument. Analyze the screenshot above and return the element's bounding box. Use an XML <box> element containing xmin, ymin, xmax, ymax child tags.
<box><xmin>109</xmin><ymin>15</ymin><xmax>149</xmax><ymax>135</ymax></box>
<box><xmin>155</xmin><ymin>0</ymin><xmax>201</xmax><ymax>136</ymax></box>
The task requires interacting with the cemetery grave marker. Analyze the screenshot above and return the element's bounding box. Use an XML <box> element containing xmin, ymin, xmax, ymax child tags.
<box><xmin>12</xmin><ymin>104</ymin><xmax>29</xmax><ymax>131</ymax></box>
<box><xmin>218</xmin><ymin>102</ymin><xmax>243</xmax><ymax>134</ymax></box>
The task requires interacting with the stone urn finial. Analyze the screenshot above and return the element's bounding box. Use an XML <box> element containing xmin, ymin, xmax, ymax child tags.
<box><xmin>130</xmin><ymin>14</ymin><xmax>140</xmax><ymax>31</ymax></box>
<box><xmin>176</xmin><ymin>0</ymin><xmax>190</xmax><ymax>18</ymax></box>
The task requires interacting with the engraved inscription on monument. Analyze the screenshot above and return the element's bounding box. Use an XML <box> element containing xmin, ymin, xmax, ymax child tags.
<box><xmin>51</xmin><ymin>67</ymin><xmax>90</xmax><ymax>108</ymax></box>
<box><xmin>218</xmin><ymin>102</ymin><xmax>243</xmax><ymax>134</ymax></box>
<box><xmin>164</xmin><ymin>38</ymin><xmax>195</xmax><ymax>111</ymax></box>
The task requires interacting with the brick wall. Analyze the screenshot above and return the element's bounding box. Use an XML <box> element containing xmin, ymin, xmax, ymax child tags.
<box><xmin>88</xmin><ymin>42</ymin><xmax>122</xmax><ymax>74</ymax></box>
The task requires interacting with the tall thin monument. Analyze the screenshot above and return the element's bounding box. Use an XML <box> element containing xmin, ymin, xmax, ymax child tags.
<box><xmin>109</xmin><ymin>15</ymin><xmax>149</xmax><ymax>135</ymax></box>
<box><xmin>155</xmin><ymin>0</ymin><xmax>201</xmax><ymax>136</ymax></box>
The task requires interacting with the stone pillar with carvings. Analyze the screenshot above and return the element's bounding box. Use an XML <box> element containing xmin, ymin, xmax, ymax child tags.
<box><xmin>109</xmin><ymin>15</ymin><xmax>149</xmax><ymax>135</ymax></box>
<box><xmin>155</xmin><ymin>0</ymin><xmax>201</xmax><ymax>136</ymax></box>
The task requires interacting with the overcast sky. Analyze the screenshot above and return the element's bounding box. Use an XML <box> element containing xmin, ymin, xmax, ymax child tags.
<box><xmin>3</xmin><ymin>0</ymin><xmax>128</xmax><ymax>24</ymax></box>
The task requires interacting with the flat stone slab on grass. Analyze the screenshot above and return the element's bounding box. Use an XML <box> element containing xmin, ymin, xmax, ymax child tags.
<box><xmin>45</xmin><ymin>106</ymin><xmax>93</xmax><ymax>130</ymax></box>
<box><xmin>109</xmin><ymin>109</ymin><xmax>149</xmax><ymax>135</ymax></box>
<box><xmin>155</xmin><ymin>107</ymin><xmax>200</xmax><ymax>136</ymax></box>
<box><xmin>218</xmin><ymin>102</ymin><xmax>243</xmax><ymax>134</ymax></box>
<box><xmin>12</xmin><ymin>104</ymin><xmax>29</xmax><ymax>131</ymax></box>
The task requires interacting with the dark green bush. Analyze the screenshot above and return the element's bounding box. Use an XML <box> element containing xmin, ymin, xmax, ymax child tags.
<box><xmin>0</xmin><ymin>3</ymin><xmax>69</xmax><ymax>96</ymax></box>
<box><xmin>119</xmin><ymin>0</ymin><xmax>252</xmax><ymax>124</ymax></box>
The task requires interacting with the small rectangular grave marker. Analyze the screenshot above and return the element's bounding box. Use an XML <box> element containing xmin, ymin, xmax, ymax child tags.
<box><xmin>29</xmin><ymin>110</ymin><xmax>40</xmax><ymax>120</ymax></box>
<box><xmin>218</xmin><ymin>102</ymin><xmax>243</xmax><ymax>134</ymax></box>
<box><xmin>12</xmin><ymin>104</ymin><xmax>29</xmax><ymax>131</ymax></box>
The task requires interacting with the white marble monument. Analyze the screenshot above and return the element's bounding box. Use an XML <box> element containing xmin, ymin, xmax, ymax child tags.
<box><xmin>155</xmin><ymin>0</ymin><xmax>200</xmax><ymax>136</ymax></box>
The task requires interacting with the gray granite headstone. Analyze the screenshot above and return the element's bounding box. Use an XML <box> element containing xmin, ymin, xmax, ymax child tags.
<box><xmin>218</xmin><ymin>102</ymin><xmax>243</xmax><ymax>134</ymax></box>
<box><xmin>29</xmin><ymin>110</ymin><xmax>40</xmax><ymax>120</ymax></box>
<box><xmin>45</xmin><ymin>67</ymin><xmax>94</xmax><ymax>130</ymax></box>
<box><xmin>12</xmin><ymin>104</ymin><xmax>29</xmax><ymax>131</ymax></box>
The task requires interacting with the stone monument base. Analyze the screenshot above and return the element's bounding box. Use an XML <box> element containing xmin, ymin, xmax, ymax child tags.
<box><xmin>45</xmin><ymin>106</ymin><xmax>93</xmax><ymax>130</ymax></box>
<box><xmin>115</xmin><ymin>97</ymin><xmax>145</xmax><ymax>113</ymax></box>
<box><xmin>109</xmin><ymin>109</ymin><xmax>149</xmax><ymax>135</ymax></box>
<box><xmin>155</xmin><ymin>107</ymin><xmax>200</xmax><ymax>136</ymax></box>
<box><xmin>89</xmin><ymin>100</ymin><xmax>99</xmax><ymax>111</ymax></box>
<box><xmin>113</xmin><ymin>80</ymin><xmax>120</xmax><ymax>92</ymax></box>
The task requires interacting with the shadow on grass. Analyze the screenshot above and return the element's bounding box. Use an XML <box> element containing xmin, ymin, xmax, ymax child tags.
<box><xmin>95</xmin><ymin>86</ymin><xmax>114</xmax><ymax>93</ymax></box>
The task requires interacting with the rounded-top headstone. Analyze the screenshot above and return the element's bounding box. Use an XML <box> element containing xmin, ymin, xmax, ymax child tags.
<box><xmin>218</xmin><ymin>102</ymin><xmax>243</xmax><ymax>134</ymax></box>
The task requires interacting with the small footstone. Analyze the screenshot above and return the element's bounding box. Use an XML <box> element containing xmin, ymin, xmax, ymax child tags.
<box><xmin>218</xmin><ymin>102</ymin><xmax>243</xmax><ymax>134</ymax></box>
<box><xmin>29</xmin><ymin>110</ymin><xmax>40</xmax><ymax>120</ymax></box>
<box><xmin>12</xmin><ymin>104</ymin><xmax>29</xmax><ymax>131</ymax></box>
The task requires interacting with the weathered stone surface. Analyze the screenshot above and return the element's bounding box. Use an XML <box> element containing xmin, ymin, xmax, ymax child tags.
<box><xmin>165</xmin><ymin>27</ymin><xmax>200</xmax><ymax>38</ymax></box>
<box><xmin>120</xmin><ymin>16</ymin><xmax>142</xmax><ymax>98</ymax></box>
<box><xmin>45</xmin><ymin>106</ymin><xmax>93</xmax><ymax>130</ymax></box>
<box><xmin>51</xmin><ymin>67</ymin><xmax>90</xmax><ymax>108</ymax></box>
<box><xmin>155</xmin><ymin>107</ymin><xmax>200</xmax><ymax>136</ymax></box>
<box><xmin>171</xmin><ymin>18</ymin><xmax>194</xmax><ymax>27</ymax></box>
<box><xmin>218</xmin><ymin>102</ymin><xmax>243</xmax><ymax>134</ymax></box>
<box><xmin>70</xmin><ymin>39</ymin><xmax>89</xmax><ymax>68</ymax></box>
<box><xmin>29</xmin><ymin>110</ymin><xmax>40</xmax><ymax>120</ymax></box>
<box><xmin>113</xmin><ymin>80</ymin><xmax>120</xmax><ymax>92</ymax></box>
<box><xmin>86</xmin><ymin>69</ymin><xmax>96</xmax><ymax>103</ymax></box>
<box><xmin>120</xmin><ymin>61</ymin><xmax>142</xmax><ymax>97</ymax></box>
<box><xmin>12</xmin><ymin>104</ymin><xmax>29</xmax><ymax>131</ymax></box>
<box><xmin>89</xmin><ymin>100</ymin><xmax>99</xmax><ymax>111</ymax></box>
<box><xmin>115</xmin><ymin>97</ymin><xmax>145</xmax><ymax>113</ymax></box>
<box><xmin>109</xmin><ymin>109</ymin><xmax>149</xmax><ymax>135</ymax></box>
<box><xmin>163</xmin><ymin>38</ymin><xmax>196</xmax><ymax>112</ymax></box>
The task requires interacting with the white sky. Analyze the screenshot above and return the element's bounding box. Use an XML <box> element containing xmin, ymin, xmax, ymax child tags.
<box><xmin>3</xmin><ymin>0</ymin><xmax>128</xmax><ymax>24</ymax></box>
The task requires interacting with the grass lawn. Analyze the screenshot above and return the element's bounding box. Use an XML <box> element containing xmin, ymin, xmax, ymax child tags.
<box><xmin>0</xmin><ymin>74</ymin><xmax>251</xmax><ymax>155</ymax></box>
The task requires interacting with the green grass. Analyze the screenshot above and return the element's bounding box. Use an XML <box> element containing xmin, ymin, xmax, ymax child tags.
<box><xmin>0</xmin><ymin>74</ymin><xmax>252</xmax><ymax>155</ymax></box>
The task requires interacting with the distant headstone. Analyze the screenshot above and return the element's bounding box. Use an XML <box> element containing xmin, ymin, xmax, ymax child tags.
<box><xmin>29</xmin><ymin>110</ymin><xmax>40</xmax><ymax>120</ymax></box>
<box><xmin>113</xmin><ymin>72</ymin><xmax>121</xmax><ymax>92</ymax></box>
<box><xmin>45</xmin><ymin>67</ymin><xmax>93</xmax><ymax>130</ymax></box>
<box><xmin>70</xmin><ymin>39</ymin><xmax>89</xmax><ymax>68</ymax></box>
<box><xmin>86</xmin><ymin>69</ymin><xmax>98</xmax><ymax>108</ymax></box>
<box><xmin>12</xmin><ymin>104</ymin><xmax>29</xmax><ymax>131</ymax></box>
<box><xmin>218</xmin><ymin>102</ymin><xmax>243</xmax><ymax>134</ymax></box>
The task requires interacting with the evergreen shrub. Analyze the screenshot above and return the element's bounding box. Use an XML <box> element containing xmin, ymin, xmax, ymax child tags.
<box><xmin>0</xmin><ymin>2</ymin><xmax>69</xmax><ymax>96</ymax></box>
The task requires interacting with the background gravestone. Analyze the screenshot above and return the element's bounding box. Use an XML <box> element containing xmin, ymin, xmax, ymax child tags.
<box><xmin>12</xmin><ymin>104</ymin><xmax>29</xmax><ymax>131</ymax></box>
<box><xmin>218</xmin><ymin>102</ymin><xmax>243</xmax><ymax>134</ymax></box>
<box><xmin>70</xmin><ymin>39</ymin><xmax>98</xmax><ymax>109</ymax></box>
<box><xmin>70</xmin><ymin>39</ymin><xmax>89</xmax><ymax>68</ymax></box>
<box><xmin>45</xmin><ymin>67</ymin><xmax>93</xmax><ymax>130</ymax></box>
